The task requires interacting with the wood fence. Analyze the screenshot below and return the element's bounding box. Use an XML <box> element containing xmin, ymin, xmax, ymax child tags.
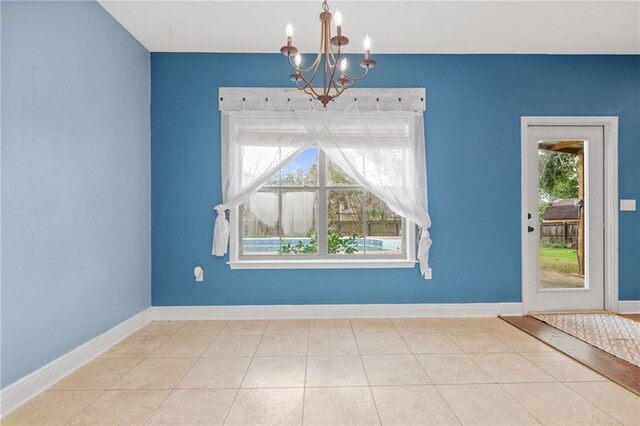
<box><xmin>331</xmin><ymin>220</ymin><xmax>402</xmax><ymax>236</ymax></box>
<box><xmin>243</xmin><ymin>219</ymin><xmax>401</xmax><ymax>237</ymax></box>
<box><xmin>540</xmin><ymin>221</ymin><xmax>578</xmax><ymax>247</ymax></box>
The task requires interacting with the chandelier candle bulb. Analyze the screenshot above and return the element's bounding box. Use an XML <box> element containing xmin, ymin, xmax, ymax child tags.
<box><xmin>337</xmin><ymin>58</ymin><xmax>349</xmax><ymax>86</ymax></box>
<box><xmin>290</xmin><ymin>54</ymin><xmax>303</xmax><ymax>81</ymax></box>
<box><xmin>364</xmin><ymin>35</ymin><xmax>371</xmax><ymax>58</ymax></box>
<box><xmin>334</xmin><ymin>10</ymin><xmax>342</xmax><ymax>36</ymax></box>
<box><xmin>285</xmin><ymin>23</ymin><xmax>293</xmax><ymax>49</ymax></box>
<box><xmin>280</xmin><ymin>22</ymin><xmax>298</xmax><ymax>56</ymax></box>
<box><xmin>360</xmin><ymin>34</ymin><xmax>376</xmax><ymax>69</ymax></box>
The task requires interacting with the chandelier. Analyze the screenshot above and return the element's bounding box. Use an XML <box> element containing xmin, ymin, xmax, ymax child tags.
<box><xmin>280</xmin><ymin>0</ymin><xmax>375</xmax><ymax>107</ymax></box>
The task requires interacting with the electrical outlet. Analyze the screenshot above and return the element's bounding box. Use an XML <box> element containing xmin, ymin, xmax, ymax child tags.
<box><xmin>620</xmin><ymin>199</ymin><xmax>636</xmax><ymax>211</ymax></box>
<box><xmin>194</xmin><ymin>266</ymin><xmax>204</xmax><ymax>282</ymax></box>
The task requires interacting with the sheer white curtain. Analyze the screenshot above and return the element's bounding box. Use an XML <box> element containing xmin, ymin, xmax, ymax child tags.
<box><xmin>281</xmin><ymin>192</ymin><xmax>317</xmax><ymax>235</ymax></box>
<box><xmin>213</xmin><ymin>106</ymin><xmax>432</xmax><ymax>278</ymax></box>
<box><xmin>213</xmin><ymin>112</ymin><xmax>313</xmax><ymax>254</ymax></box>
<box><xmin>296</xmin><ymin>108</ymin><xmax>431</xmax><ymax>276</ymax></box>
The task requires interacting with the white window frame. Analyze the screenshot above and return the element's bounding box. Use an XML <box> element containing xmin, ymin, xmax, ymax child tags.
<box><xmin>220</xmin><ymin>87</ymin><xmax>426</xmax><ymax>271</ymax></box>
<box><xmin>228</xmin><ymin>150</ymin><xmax>417</xmax><ymax>270</ymax></box>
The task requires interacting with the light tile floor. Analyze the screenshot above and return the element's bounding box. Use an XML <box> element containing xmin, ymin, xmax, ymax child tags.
<box><xmin>4</xmin><ymin>317</ymin><xmax>640</xmax><ymax>425</ymax></box>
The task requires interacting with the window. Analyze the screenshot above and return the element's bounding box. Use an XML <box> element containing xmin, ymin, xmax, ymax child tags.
<box><xmin>214</xmin><ymin>101</ymin><xmax>431</xmax><ymax>275</ymax></box>
<box><xmin>230</xmin><ymin>147</ymin><xmax>415</xmax><ymax>268</ymax></box>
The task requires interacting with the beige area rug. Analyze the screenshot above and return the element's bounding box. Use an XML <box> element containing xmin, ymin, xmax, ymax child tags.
<box><xmin>531</xmin><ymin>313</ymin><xmax>640</xmax><ymax>367</ymax></box>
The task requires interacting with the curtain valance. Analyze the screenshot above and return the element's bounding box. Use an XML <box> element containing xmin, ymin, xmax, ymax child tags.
<box><xmin>213</xmin><ymin>107</ymin><xmax>432</xmax><ymax>278</ymax></box>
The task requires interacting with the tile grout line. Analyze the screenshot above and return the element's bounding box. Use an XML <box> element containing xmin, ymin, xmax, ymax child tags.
<box><xmin>561</xmin><ymin>382</ymin><xmax>628</xmax><ymax>425</ymax></box>
<box><xmin>506</xmin><ymin>381</ymin><xmax>622</xmax><ymax>425</ymax></box>
<box><xmin>141</xmin><ymin>321</ymin><xmax>193</xmax><ymax>425</ymax></box>
<box><xmin>349</xmin><ymin>319</ymin><xmax>384</xmax><ymax>426</ymax></box>
<box><xmin>63</xmin><ymin>390</ymin><xmax>108</xmax><ymax>426</ymax></box>
<box><xmin>555</xmin><ymin>382</ymin><xmax>623</xmax><ymax>425</ymax></box>
<box><xmin>467</xmin><ymin>321</ymin><xmax>559</xmax><ymax>424</ymax></box>
<box><xmin>69</xmin><ymin>321</ymin><xmax>187</xmax><ymax>425</ymax></box>
<box><xmin>144</xmin><ymin>322</ymin><xmax>224</xmax><ymax>424</ymax></box>
<box><xmin>519</xmin><ymin>352</ymin><xmax>608</xmax><ymax>383</ymax></box>
<box><xmin>486</xmin><ymin>339</ymin><xmax>591</xmax><ymax>425</ymax></box>
<box><xmin>391</xmin><ymin>319</ymin><xmax>465</xmax><ymax>426</ymax></box>
<box><xmin>495</xmin><ymin>382</ymin><xmax>550</xmax><ymax>426</ymax></box>
<box><xmin>221</xmin><ymin>321</ymin><xmax>269</xmax><ymax>425</ymax></box>
<box><xmin>200</xmin><ymin>323</ymin><xmax>233</xmax><ymax>358</ymax></box>
<box><xmin>301</xmin><ymin>320</ymin><xmax>310</xmax><ymax>426</ymax></box>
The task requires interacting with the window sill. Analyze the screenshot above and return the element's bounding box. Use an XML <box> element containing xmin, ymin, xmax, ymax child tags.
<box><xmin>228</xmin><ymin>259</ymin><xmax>418</xmax><ymax>270</ymax></box>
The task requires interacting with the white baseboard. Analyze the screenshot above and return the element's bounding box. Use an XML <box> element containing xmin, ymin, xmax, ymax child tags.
<box><xmin>0</xmin><ymin>308</ymin><xmax>152</xmax><ymax>418</ymax></box>
<box><xmin>618</xmin><ymin>300</ymin><xmax>640</xmax><ymax>314</ymax></box>
<box><xmin>151</xmin><ymin>302</ymin><xmax>523</xmax><ymax>320</ymax></box>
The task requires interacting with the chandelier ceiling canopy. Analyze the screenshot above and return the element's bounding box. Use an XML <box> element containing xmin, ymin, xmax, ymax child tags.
<box><xmin>280</xmin><ymin>0</ymin><xmax>375</xmax><ymax>107</ymax></box>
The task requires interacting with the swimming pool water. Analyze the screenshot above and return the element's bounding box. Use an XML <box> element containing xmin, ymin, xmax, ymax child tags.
<box><xmin>242</xmin><ymin>237</ymin><xmax>400</xmax><ymax>253</ymax></box>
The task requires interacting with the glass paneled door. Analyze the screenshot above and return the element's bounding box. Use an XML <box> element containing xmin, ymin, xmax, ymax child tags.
<box><xmin>524</xmin><ymin>126</ymin><xmax>604</xmax><ymax>312</ymax></box>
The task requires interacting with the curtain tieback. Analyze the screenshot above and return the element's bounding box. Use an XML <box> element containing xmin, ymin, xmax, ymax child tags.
<box><xmin>212</xmin><ymin>205</ymin><xmax>230</xmax><ymax>256</ymax></box>
<box><xmin>417</xmin><ymin>227</ymin><xmax>432</xmax><ymax>279</ymax></box>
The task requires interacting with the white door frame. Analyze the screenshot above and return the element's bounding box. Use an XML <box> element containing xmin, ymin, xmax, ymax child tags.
<box><xmin>521</xmin><ymin>117</ymin><xmax>619</xmax><ymax>314</ymax></box>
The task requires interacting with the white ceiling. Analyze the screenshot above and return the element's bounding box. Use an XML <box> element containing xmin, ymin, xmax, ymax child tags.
<box><xmin>98</xmin><ymin>1</ymin><xmax>640</xmax><ymax>54</ymax></box>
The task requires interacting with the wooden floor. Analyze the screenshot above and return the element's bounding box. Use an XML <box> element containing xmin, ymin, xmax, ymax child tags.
<box><xmin>620</xmin><ymin>314</ymin><xmax>640</xmax><ymax>322</ymax></box>
<box><xmin>500</xmin><ymin>315</ymin><xmax>640</xmax><ymax>396</ymax></box>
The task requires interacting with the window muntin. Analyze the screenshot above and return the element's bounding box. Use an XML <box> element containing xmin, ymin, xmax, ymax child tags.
<box><xmin>239</xmin><ymin>147</ymin><xmax>406</xmax><ymax>259</ymax></box>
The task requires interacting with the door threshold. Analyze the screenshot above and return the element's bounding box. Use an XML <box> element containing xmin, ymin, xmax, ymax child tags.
<box><xmin>499</xmin><ymin>315</ymin><xmax>640</xmax><ymax>396</ymax></box>
<box><xmin>526</xmin><ymin>309</ymin><xmax>608</xmax><ymax>315</ymax></box>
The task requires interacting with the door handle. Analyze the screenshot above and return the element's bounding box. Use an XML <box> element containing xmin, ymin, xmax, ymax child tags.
<box><xmin>528</xmin><ymin>226</ymin><xmax>535</xmax><ymax>233</ymax></box>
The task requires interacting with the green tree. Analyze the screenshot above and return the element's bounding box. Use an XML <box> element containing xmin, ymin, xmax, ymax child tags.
<box><xmin>538</xmin><ymin>150</ymin><xmax>580</xmax><ymax>219</ymax></box>
<box><xmin>280</xmin><ymin>162</ymin><xmax>318</xmax><ymax>186</ymax></box>
<box><xmin>538</xmin><ymin>151</ymin><xmax>579</xmax><ymax>201</ymax></box>
<box><xmin>279</xmin><ymin>229</ymin><xmax>359</xmax><ymax>255</ymax></box>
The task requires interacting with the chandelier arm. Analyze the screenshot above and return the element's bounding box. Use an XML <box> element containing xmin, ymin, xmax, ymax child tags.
<box><xmin>324</xmin><ymin>24</ymin><xmax>338</xmax><ymax>94</ymax></box>
<box><xmin>298</xmin><ymin>58</ymin><xmax>323</xmax><ymax>94</ymax></box>
<box><xmin>338</xmin><ymin>65</ymin><xmax>369</xmax><ymax>82</ymax></box>
<box><xmin>341</xmin><ymin>79</ymin><xmax>356</xmax><ymax>91</ymax></box>
<box><xmin>295</xmin><ymin>78</ymin><xmax>312</xmax><ymax>95</ymax></box>
<box><xmin>287</xmin><ymin>53</ymin><xmax>322</xmax><ymax>74</ymax></box>
<box><xmin>287</xmin><ymin>50</ymin><xmax>323</xmax><ymax>94</ymax></box>
<box><xmin>286</xmin><ymin>20</ymin><xmax>323</xmax><ymax>74</ymax></box>
<box><xmin>323</xmin><ymin>18</ymin><xmax>330</xmax><ymax>96</ymax></box>
<box><xmin>294</xmin><ymin>77</ymin><xmax>312</xmax><ymax>95</ymax></box>
<box><xmin>303</xmin><ymin>86</ymin><xmax>322</xmax><ymax>104</ymax></box>
<box><xmin>327</xmin><ymin>48</ymin><xmax>342</xmax><ymax>95</ymax></box>
<box><xmin>333</xmin><ymin>66</ymin><xmax>353</xmax><ymax>99</ymax></box>
<box><xmin>296</xmin><ymin>72</ymin><xmax>323</xmax><ymax>99</ymax></box>
<box><xmin>301</xmin><ymin>84</ymin><xmax>322</xmax><ymax>102</ymax></box>
<box><xmin>311</xmin><ymin>14</ymin><xmax>325</xmax><ymax>73</ymax></box>
<box><xmin>335</xmin><ymin>73</ymin><xmax>356</xmax><ymax>95</ymax></box>
<box><xmin>329</xmin><ymin>47</ymin><xmax>337</xmax><ymax>66</ymax></box>
<box><xmin>286</xmin><ymin>13</ymin><xmax>326</xmax><ymax>74</ymax></box>
<box><xmin>328</xmin><ymin>38</ymin><xmax>341</xmax><ymax>67</ymax></box>
<box><xmin>335</xmin><ymin>69</ymin><xmax>356</xmax><ymax>94</ymax></box>
<box><xmin>331</xmin><ymin>77</ymin><xmax>343</xmax><ymax>98</ymax></box>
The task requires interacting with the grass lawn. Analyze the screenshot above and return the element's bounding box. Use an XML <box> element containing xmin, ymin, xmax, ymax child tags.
<box><xmin>539</xmin><ymin>246</ymin><xmax>579</xmax><ymax>274</ymax></box>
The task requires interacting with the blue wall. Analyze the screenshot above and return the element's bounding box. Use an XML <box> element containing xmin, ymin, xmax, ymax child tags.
<box><xmin>151</xmin><ymin>53</ymin><xmax>639</xmax><ymax>306</ymax></box>
<box><xmin>1</xmin><ymin>1</ymin><xmax>150</xmax><ymax>387</ymax></box>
